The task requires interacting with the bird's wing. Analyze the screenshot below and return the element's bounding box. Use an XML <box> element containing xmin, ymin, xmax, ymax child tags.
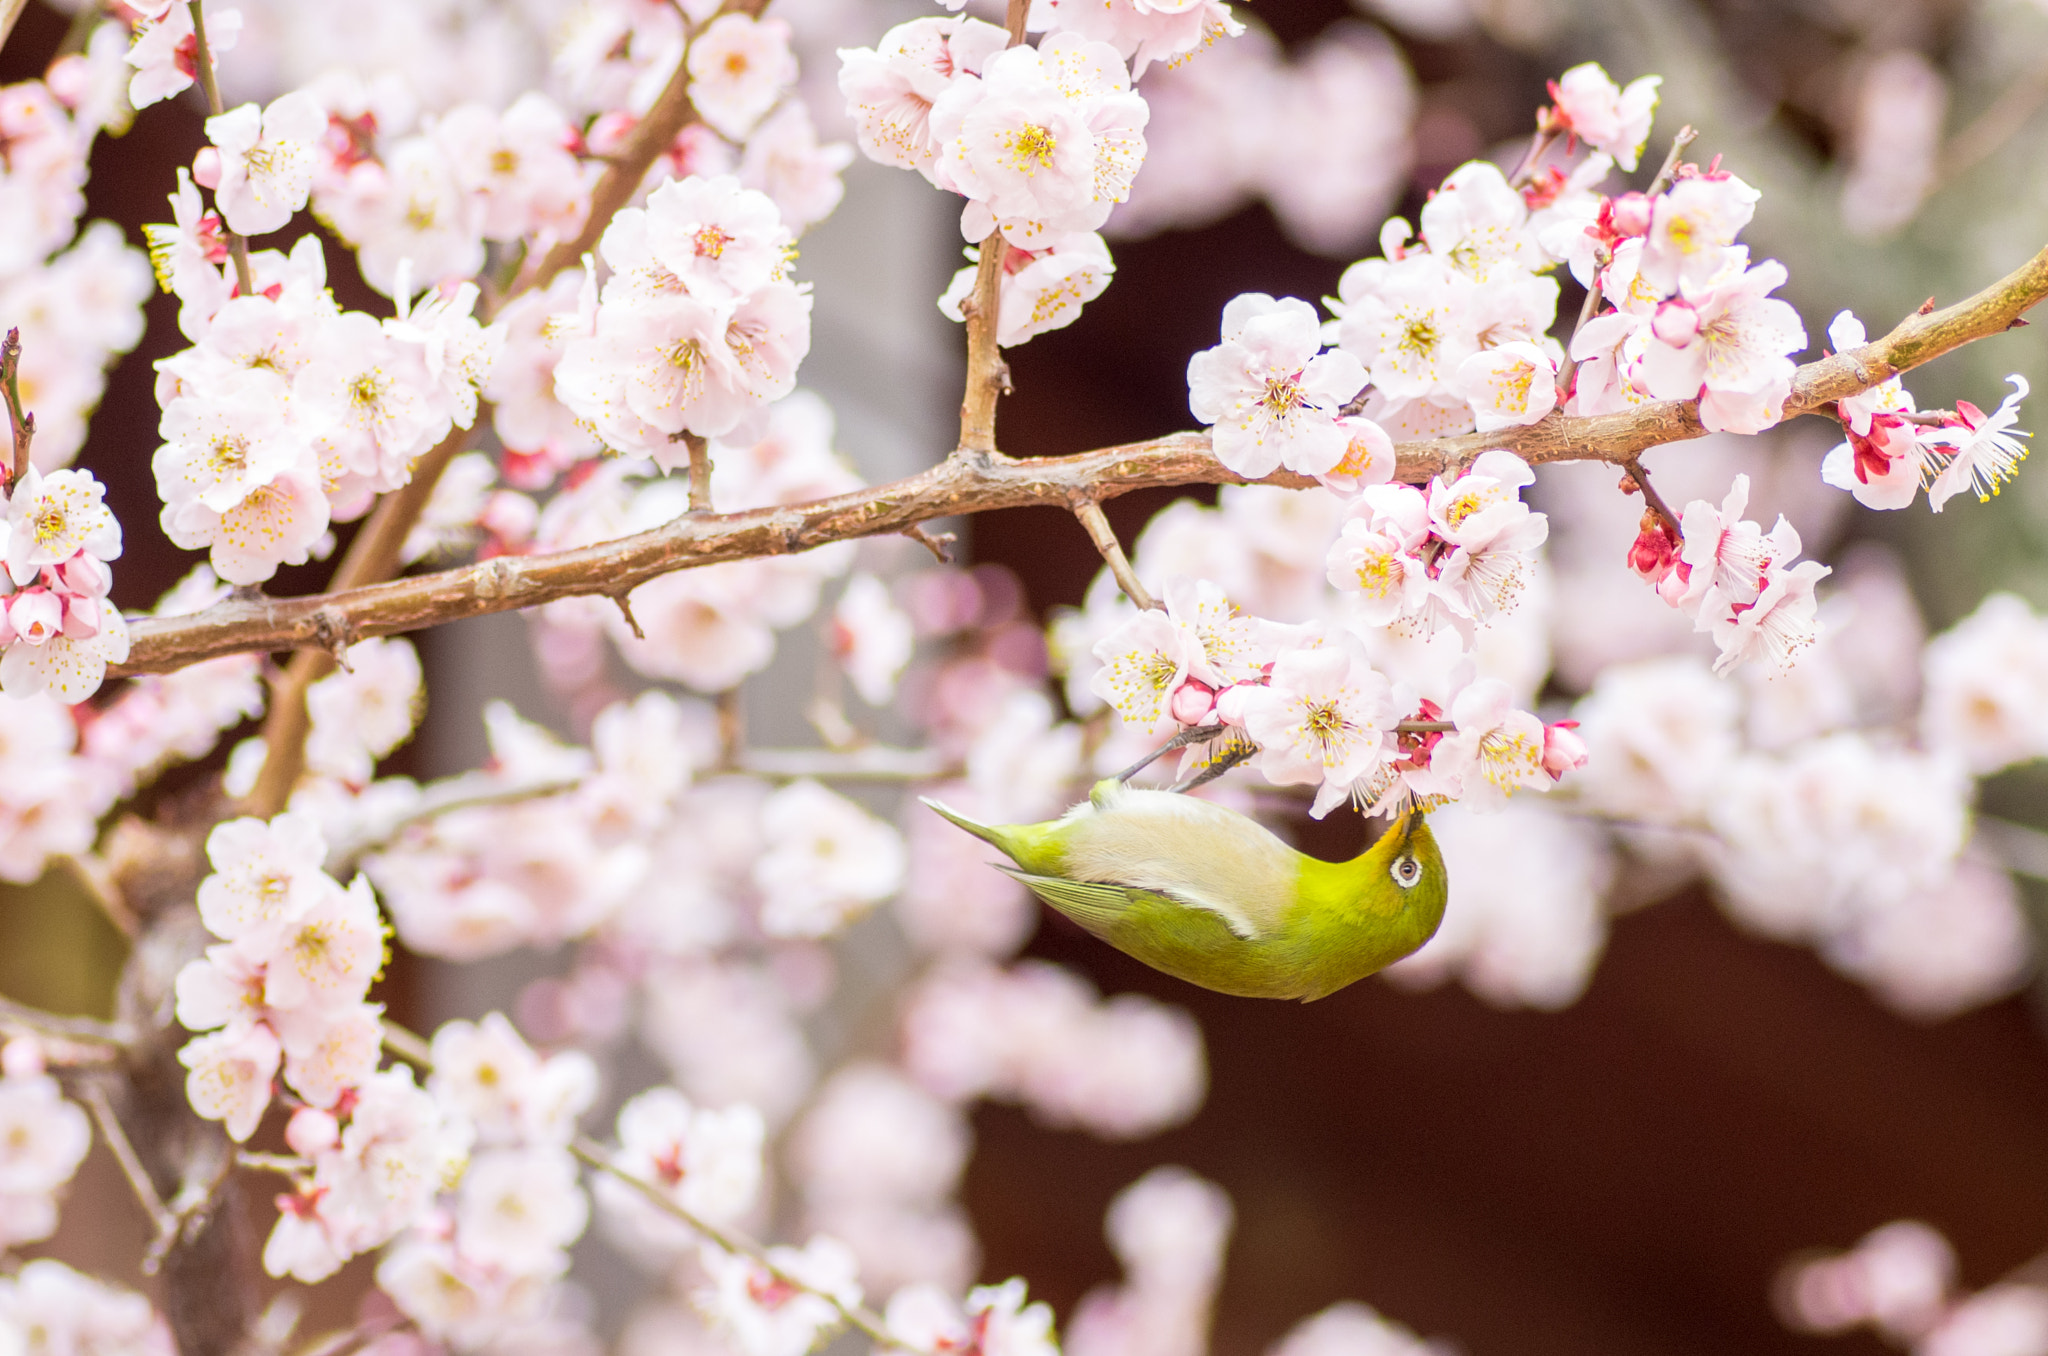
<box><xmin>1002</xmin><ymin>867</ymin><xmax>1258</xmax><ymax>942</ymax></box>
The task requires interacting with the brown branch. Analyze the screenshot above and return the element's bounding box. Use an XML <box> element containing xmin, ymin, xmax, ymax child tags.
<box><xmin>1073</xmin><ymin>497</ymin><xmax>1158</xmax><ymax>610</ymax></box>
<box><xmin>1</xmin><ymin>326</ymin><xmax>32</xmax><ymax>484</ymax></box>
<box><xmin>954</xmin><ymin>0</ymin><xmax>1030</xmax><ymax>453</ymax></box>
<box><xmin>186</xmin><ymin>1</ymin><xmax>254</xmax><ymax>297</ymax></box>
<box><xmin>108</xmin><ymin>239</ymin><xmax>2048</xmax><ymax>680</ymax></box>
<box><xmin>1622</xmin><ymin>456</ymin><xmax>1683</xmax><ymax>536</ymax></box>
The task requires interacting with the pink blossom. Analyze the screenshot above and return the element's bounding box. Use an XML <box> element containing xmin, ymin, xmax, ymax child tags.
<box><xmin>1927</xmin><ymin>375</ymin><xmax>2031</xmax><ymax>511</ymax></box>
<box><xmin>1547</xmin><ymin>63</ymin><xmax>1661</xmax><ymax>171</ymax></box>
<box><xmin>206</xmin><ymin>92</ymin><xmax>323</xmax><ymax>237</ymax></box>
<box><xmin>1187</xmin><ymin>294</ymin><xmax>1366</xmax><ymax>478</ymax></box>
<box><xmin>837</xmin><ymin>16</ymin><xmax>1011</xmax><ymax>183</ymax></box>
<box><xmin>687</xmin><ymin>14</ymin><xmax>798</xmax><ymax>142</ymax></box>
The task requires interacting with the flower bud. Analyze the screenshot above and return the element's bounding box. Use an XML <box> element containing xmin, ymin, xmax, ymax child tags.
<box><xmin>1609</xmin><ymin>192</ymin><xmax>1653</xmax><ymax>237</ymax></box>
<box><xmin>57</xmin><ymin>554</ymin><xmax>112</xmax><ymax>597</ymax></box>
<box><xmin>192</xmin><ymin>145</ymin><xmax>222</xmax><ymax>190</ymax></box>
<box><xmin>60</xmin><ymin>594</ymin><xmax>103</xmax><ymax>640</ymax></box>
<box><xmin>1214</xmin><ymin>683</ymin><xmax>1255</xmax><ymax>728</ymax></box>
<box><xmin>2</xmin><ymin>1036</ymin><xmax>46</xmax><ymax>1079</ymax></box>
<box><xmin>1651</xmin><ymin>299</ymin><xmax>1700</xmax><ymax>346</ymax></box>
<box><xmin>9</xmin><ymin>588</ymin><xmax>60</xmax><ymax>645</ymax></box>
<box><xmin>1168</xmin><ymin>679</ymin><xmax>1216</xmax><ymax>727</ymax></box>
<box><xmin>285</xmin><ymin>1106</ymin><xmax>340</xmax><ymax>1157</ymax></box>
<box><xmin>1542</xmin><ymin>721</ymin><xmax>1589</xmax><ymax>780</ymax></box>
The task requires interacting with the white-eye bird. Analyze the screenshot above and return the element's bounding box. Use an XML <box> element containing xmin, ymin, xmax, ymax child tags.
<box><xmin>922</xmin><ymin>778</ymin><xmax>1448</xmax><ymax>1002</ymax></box>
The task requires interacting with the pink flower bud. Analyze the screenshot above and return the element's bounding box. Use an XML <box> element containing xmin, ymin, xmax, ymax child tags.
<box><xmin>587</xmin><ymin>111</ymin><xmax>637</xmax><ymax>157</ymax></box>
<box><xmin>192</xmin><ymin>146</ymin><xmax>222</xmax><ymax>190</ymax></box>
<box><xmin>1169</xmin><ymin>679</ymin><xmax>1217</xmax><ymax>727</ymax></box>
<box><xmin>479</xmin><ymin>491</ymin><xmax>539</xmax><ymax>548</ymax></box>
<box><xmin>1652</xmin><ymin>299</ymin><xmax>1700</xmax><ymax>346</ymax></box>
<box><xmin>1214</xmin><ymin>683</ymin><xmax>1256</xmax><ymax>728</ymax></box>
<box><xmin>8</xmin><ymin>589</ymin><xmax>60</xmax><ymax>645</ymax></box>
<box><xmin>285</xmin><ymin>1106</ymin><xmax>340</xmax><ymax>1157</ymax></box>
<box><xmin>1542</xmin><ymin>721</ymin><xmax>1589</xmax><ymax>780</ymax></box>
<box><xmin>1626</xmin><ymin>515</ymin><xmax>1680</xmax><ymax>583</ymax></box>
<box><xmin>44</xmin><ymin>55</ymin><xmax>89</xmax><ymax>109</ymax></box>
<box><xmin>60</xmin><ymin>594</ymin><xmax>103</xmax><ymax>640</ymax></box>
<box><xmin>57</xmin><ymin>553</ymin><xmax>112</xmax><ymax>597</ymax></box>
<box><xmin>1609</xmin><ymin>192</ymin><xmax>1653</xmax><ymax>237</ymax></box>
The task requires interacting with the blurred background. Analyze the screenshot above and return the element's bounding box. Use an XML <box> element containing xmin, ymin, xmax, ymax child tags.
<box><xmin>6</xmin><ymin>0</ymin><xmax>2048</xmax><ymax>1354</ymax></box>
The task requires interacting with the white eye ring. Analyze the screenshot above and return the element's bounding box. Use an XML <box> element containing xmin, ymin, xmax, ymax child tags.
<box><xmin>1390</xmin><ymin>855</ymin><xmax>1421</xmax><ymax>889</ymax></box>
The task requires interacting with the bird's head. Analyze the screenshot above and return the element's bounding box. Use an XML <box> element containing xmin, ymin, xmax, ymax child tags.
<box><xmin>1375</xmin><ymin>810</ymin><xmax>1448</xmax><ymax>910</ymax></box>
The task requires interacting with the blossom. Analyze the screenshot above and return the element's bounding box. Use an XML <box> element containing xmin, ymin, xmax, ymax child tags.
<box><xmin>0</xmin><ymin>1261</ymin><xmax>173</xmax><ymax>1355</ymax></box>
<box><xmin>1918</xmin><ymin>592</ymin><xmax>2048</xmax><ymax>774</ymax></box>
<box><xmin>179</xmin><ymin>1021</ymin><xmax>283</xmax><ymax>1142</ymax></box>
<box><xmin>431</xmin><ymin>1012</ymin><xmax>599</xmax><ymax>1147</ymax></box>
<box><xmin>1089</xmin><ymin>606</ymin><xmax>1192</xmax><ymax>736</ymax></box>
<box><xmin>195</xmin><ymin>813</ymin><xmax>332</xmax><ymax>940</ymax></box>
<box><xmin>1548</xmin><ymin>63</ymin><xmax>1661</xmax><ymax>170</ymax></box>
<box><xmin>206</xmin><ymin>91</ymin><xmax>323</xmax><ymax>236</ymax></box>
<box><xmin>609</xmin><ymin>175</ymin><xmax>795</xmax><ymax>306</ymax></box>
<box><xmin>755</xmin><ymin>780</ymin><xmax>907</xmax><ymax>937</ymax></box>
<box><xmin>304</xmin><ymin>637</ymin><xmax>425</xmax><ymax>784</ymax></box>
<box><xmin>0</xmin><ymin>1070</ymin><xmax>90</xmax><ymax>1242</ymax></box>
<box><xmin>602</xmin><ymin>1086</ymin><xmax>765</xmax><ymax>1248</ymax></box>
<box><xmin>1702</xmin><ymin>557</ymin><xmax>1832</xmax><ymax>675</ymax></box>
<box><xmin>932</xmin><ymin>31</ymin><xmax>1150</xmax><ymax>247</ymax></box>
<box><xmin>1428</xmin><ymin>679</ymin><xmax>1552</xmax><ymax>804</ymax></box>
<box><xmin>1316</xmin><ymin>416</ymin><xmax>1396</xmax><ymax>495</ymax></box>
<box><xmin>435</xmin><ymin>92</ymin><xmax>587</xmax><ymax>243</ymax></box>
<box><xmin>837</xmin><ymin>16</ymin><xmax>1011</xmax><ymax>182</ymax></box>
<box><xmin>1325</xmin><ymin>517</ymin><xmax>1428</xmax><ymax>627</ymax></box>
<box><xmin>688</xmin><ymin>14</ymin><xmax>799</xmax><ymax>142</ymax></box>
<box><xmin>1235</xmin><ymin>640</ymin><xmax>1398</xmax><ymax>817</ymax></box>
<box><xmin>938</xmin><ymin>231</ymin><xmax>1115</xmax><ymax>347</ymax></box>
<box><xmin>1637</xmin><ymin>174</ymin><xmax>1761</xmax><ymax>296</ymax></box>
<box><xmin>3</xmin><ymin>467</ymin><xmax>122</xmax><ymax>586</ymax></box>
<box><xmin>698</xmin><ymin>1234</ymin><xmax>862</xmax><ymax>1356</ymax></box>
<box><xmin>1639</xmin><ymin>259</ymin><xmax>1805</xmax><ymax>434</ymax></box>
<box><xmin>1331</xmin><ymin>253</ymin><xmax>1480</xmax><ymax>402</ymax></box>
<box><xmin>1418</xmin><ymin>161</ymin><xmax>1544</xmax><ymax>285</ymax></box>
<box><xmin>1927</xmin><ymin>375</ymin><xmax>2030</xmax><ymax>510</ymax></box>
<box><xmin>1453</xmin><ymin>342</ymin><xmax>1557</xmax><ymax>431</ymax></box>
<box><xmin>256</xmin><ymin>874</ymin><xmax>386</xmax><ymax>1011</ymax></box>
<box><xmin>456</xmin><ymin>1147</ymin><xmax>590</xmax><ymax>1274</ymax></box>
<box><xmin>0</xmin><ymin>607</ymin><xmax>129</xmax><ymax>703</ymax></box>
<box><xmin>153</xmin><ymin>373</ymin><xmax>310</xmax><ymax>516</ymax></box>
<box><xmin>832</xmin><ymin>573</ymin><xmax>916</xmax><ymax>705</ymax></box>
<box><xmin>1187</xmin><ymin>294</ymin><xmax>1366</xmax><ymax>478</ymax></box>
<box><xmin>886</xmin><ymin>1279</ymin><xmax>1059</xmax><ymax>1356</ymax></box>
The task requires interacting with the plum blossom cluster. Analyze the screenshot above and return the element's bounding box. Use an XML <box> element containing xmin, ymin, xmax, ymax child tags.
<box><xmin>0</xmin><ymin>463</ymin><xmax>129</xmax><ymax>702</ymax></box>
<box><xmin>147</xmin><ymin>219</ymin><xmax>504</xmax><ymax>581</ymax></box>
<box><xmin>175</xmin><ymin>814</ymin><xmax>391</xmax><ymax>1146</ymax></box>
<box><xmin>838</xmin><ymin>4</ymin><xmax>1183</xmax><ymax>348</ymax></box>
<box><xmin>0</xmin><ymin>1038</ymin><xmax>91</xmax><ymax>1249</ymax></box>
<box><xmin>369</xmin><ymin>1014</ymin><xmax>597</xmax><ymax>1345</ymax></box>
<box><xmin>1818</xmin><ymin>311</ymin><xmax>2032</xmax><ymax>514</ymax></box>
<box><xmin>553</xmin><ymin>175</ymin><xmax>813</xmax><ymax>455</ymax></box>
<box><xmin>1080</xmin><ymin>459</ymin><xmax>1580</xmax><ymax>820</ymax></box>
<box><xmin>0</xmin><ymin>61</ymin><xmax>152</xmax><ymax>473</ymax></box>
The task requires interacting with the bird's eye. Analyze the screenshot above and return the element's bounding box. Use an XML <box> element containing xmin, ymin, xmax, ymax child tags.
<box><xmin>1390</xmin><ymin>855</ymin><xmax>1421</xmax><ymax>889</ymax></box>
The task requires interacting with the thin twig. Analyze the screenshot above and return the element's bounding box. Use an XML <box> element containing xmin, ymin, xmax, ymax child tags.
<box><xmin>83</xmin><ymin>1082</ymin><xmax>178</xmax><ymax>1249</ymax></box>
<box><xmin>717</xmin><ymin>686</ymin><xmax>746</xmax><ymax>771</ymax></box>
<box><xmin>739</xmin><ymin>746</ymin><xmax>953</xmax><ymax>781</ymax></box>
<box><xmin>1622</xmin><ymin>456</ymin><xmax>1683</xmax><ymax>535</ymax></box>
<box><xmin>0</xmin><ymin>994</ymin><xmax>131</xmax><ymax>1047</ymax></box>
<box><xmin>954</xmin><ymin>0</ymin><xmax>1031</xmax><ymax>454</ymax></box>
<box><xmin>185</xmin><ymin>1</ymin><xmax>255</xmax><ymax>296</ymax></box>
<box><xmin>902</xmin><ymin>522</ymin><xmax>956</xmax><ymax>562</ymax></box>
<box><xmin>684</xmin><ymin>433</ymin><xmax>714</xmax><ymax>512</ymax></box>
<box><xmin>325</xmin><ymin>774</ymin><xmax>582</xmax><ymax>873</ymax></box>
<box><xmin>380</xmin><ymin>1021</ymin><xmax>435</xmax><ymax>1070</ymax></box>
<box><xmin>1507</xmin><ymin>124</ymin><xmax>1563</xmax><ymax>189</ymax></box>
<box><xmin>569</xmin><ymin>1138</ymin><xmax>912</xmax><ymax>1351</ymax></box>
<box><xmin>1</xmin><ymin>326</ymin><xmax>32</xmax><ymax>484</ymax></box>
<box><xmin>1073</xmin><ymin>498</ymin><xmax>1157</xmax><ymax>610</ymax></box>
<box><xmin>107</xmin><ymin>238</ymin><xmax>2048</xmax><ymax>680</ymax></box>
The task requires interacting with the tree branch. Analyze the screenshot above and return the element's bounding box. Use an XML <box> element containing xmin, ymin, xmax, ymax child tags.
<box><xmin>1</xmin><ymin>327</ymin><xmax>33</xmax><ymax>485</ymax></box>
<box><xmin>1073</xmin><ymin>497</ymin><xmax>1157</xmax><ymax>610</ymax></box>
<box><xmin>109</xmin><ymin>239</ymin><xmax>2048</xmax><ymax>679</ymax></box>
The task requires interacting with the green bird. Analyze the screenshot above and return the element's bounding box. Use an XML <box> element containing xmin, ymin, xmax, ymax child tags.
<box><xmin>922</xmin><ymin>778</ymin><xmax>1448</xmax><ymax>1002</ymax></box>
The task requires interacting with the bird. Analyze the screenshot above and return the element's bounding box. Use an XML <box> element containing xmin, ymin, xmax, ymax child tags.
<box><xmin>921</xmin><ymin>777</ymin><xmax>1447</xmax><ymax>1002</ymax></box>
